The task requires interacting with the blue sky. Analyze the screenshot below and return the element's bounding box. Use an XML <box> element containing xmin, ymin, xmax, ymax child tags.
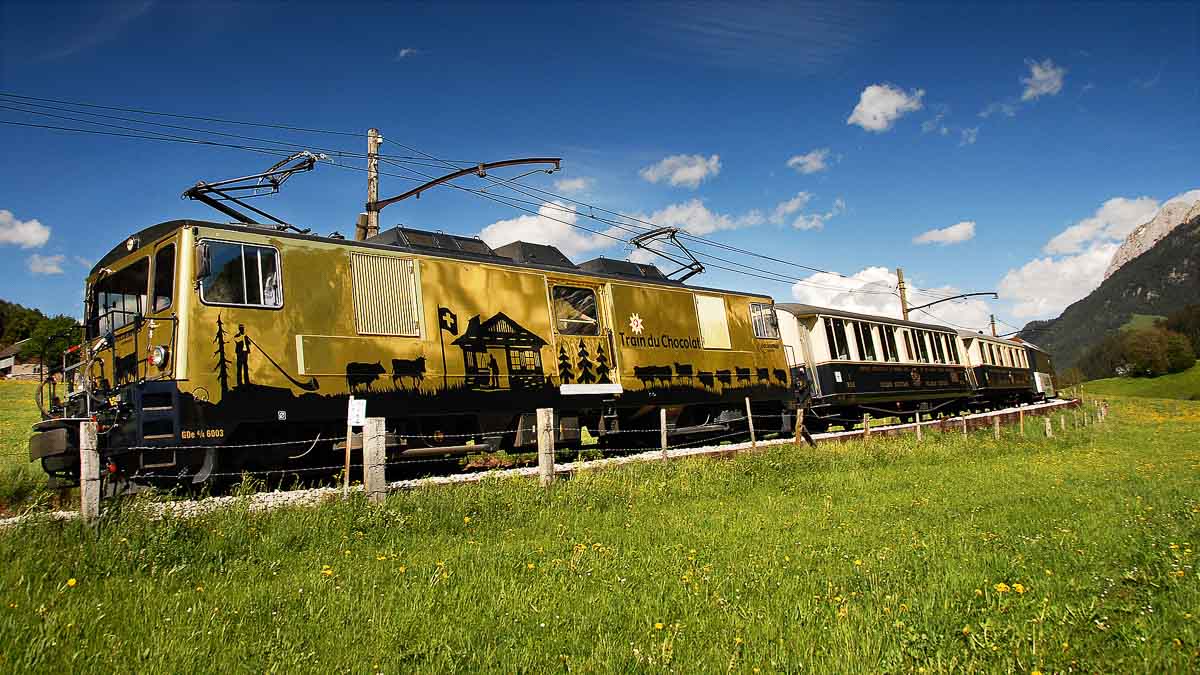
<box><xmin>1</xmin><ymin>1</ymin><xmax>1197</xmax><ymax>333</ymax></box>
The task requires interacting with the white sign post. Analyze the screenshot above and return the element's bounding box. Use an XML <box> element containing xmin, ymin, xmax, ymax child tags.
<box><xmin>344</xmin><ymin>396</ymin><xmax>367</xmax><ymax>499</ymax></box>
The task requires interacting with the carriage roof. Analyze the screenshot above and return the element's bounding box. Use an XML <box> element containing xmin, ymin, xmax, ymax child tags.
<box><xmin>775</xmin><ymin>303</ymin><xmax>957</xmax><ymax>333</ymax></box>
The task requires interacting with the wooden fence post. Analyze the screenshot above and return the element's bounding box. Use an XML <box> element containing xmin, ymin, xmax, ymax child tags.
<box><xmin>993</xmin><ymin>415</ymin><xmax>1000</xmax><ymax>440</ymax></box>
<box><xmin>363</xmin><ymin>417</ymin><xmax>386</xmax><ymax>505</ymax></box>
<box><xmin>1059</xmin><ymin>415</ymin><xmax>1066</xmax><ymax>433</ymax></box>
<box><xmin>660</xmin><ymin>407</ymin><xmax>668</xmax><ymax>460</ymax></box>
<box><xmin>537</xmin><ymin>408</ymin><xmax>556</xmax><ymax>487</ymax></box>
<box><xmin>80</xmin><ymin>420</ymin><xmax>99</xmax><ymax>524</ymax></box>
<box><xmin>1019</xmin><ymin>409</ymin><xmax>1025</xmax><ymax>436</ymax></box>
<box><xmin>745</xmin><ymin>397</ymin><xmax>756</xmax><ymax>450</ymax></box>
<box><xmin>794</xmin><ymin>407</ymin><xmax>805</xmax><ymax>447</ymax></box>
<box><xmin>961</xmin><ymin>413</ymin><xmax>968</xmax><ymax>436</ymax></box>
<box><xmin>915</xmin><ymin>413</ymin><xmax>923</xmax><ymax>442</ymax></box>
<box><xmin>863</xmin><ymin>413</ymin><xmax>871</xmax><ymax>441</ymax></box>
<box><xmin>1044</xmin><ymin>417</ymin><xmax>1053</xmax><ymax>438</ymax></box>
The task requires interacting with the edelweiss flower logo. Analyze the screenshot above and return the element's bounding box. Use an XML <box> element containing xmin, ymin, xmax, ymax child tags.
<box><xmin>629</xmin><ymin>313</ymin><xmax>644</xmax><ymax>334</ymax></box>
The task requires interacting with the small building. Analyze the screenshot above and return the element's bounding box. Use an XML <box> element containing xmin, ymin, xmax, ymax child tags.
<box><xmin>0</xmin><ymin>339</ymin><xmax>36</xmax><ymax>379</ymax></box>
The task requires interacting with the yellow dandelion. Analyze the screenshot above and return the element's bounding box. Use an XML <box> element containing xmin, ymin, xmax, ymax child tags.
<box><xmin>854</xmin><ymin>559</ymin><xmax>863</xmax><ymax>566</ymax></box>
<box><xmin>975</xmin><ymin>588</ymin><xmax>983</xmax><ymax>596</ymax></box>
<box><xmin>344</xmin><ymin>549</ymin><xmax>351</xmax><ymax>555</ymax></box>
<box><xmin>321</xmin><ymin>569</ymin><xmax>334</xmax><ymax>577</ymax></box>
<box><xmin>398</xmin><ymin>566</ymin><xmax>406</xmax><ymax>574</ymax></box>
<box><xmin>735</xmin><ymin>637</ymin><xmax>743</xmax><ymax>645</ymax></box>
<box><xmin>195</xmin><ymin>586</ymin><xmax>204</xmax><ymax>593</ymax></box>
<box><xmin>994</xmin><ymin>582</ymin><xmax>1010</xmax><ymax>593</ymax></box>
<box><xmin>1032</xmin><ymin>671</ymin><xmax>1042</xmax><ymax>675</ymax></box>
<box><xmin>377</xmin><ymin>555</ymin><xmax>387</xmax><ymax>561</ymax></box>
<box><xmin>527</xmin><ymin>563</ymin><xmax>535</xmax><ymax>570</ymax></box>
<box><xmin>962</xmin><ymin>625</ymin><xmax>971</xmax><ymax>636</ymax></box>
<box><xmin>463</xmin><ymin>516</ymin><xmax>471</xmax><ymax>524</ymax></box>
<box><xmin>654</xmin><ymin>622</ymin><xmax>664</xmax><ymax>630</ymax></box>
<box><xmin>1013</xmin><ymin>583</ymin><xmax>1026</xmax><ymax>594</ymax></box>
<box><xmin>66</xmin><ymin>578</ymin><xmax>77</xmax><ymax>588</ymax></box>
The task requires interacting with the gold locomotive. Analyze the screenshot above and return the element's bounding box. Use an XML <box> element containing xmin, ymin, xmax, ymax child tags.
<box><xmin>30</xmin><ymin>219</ymin><xmax>792</xmax><ymax>486</ymax></box>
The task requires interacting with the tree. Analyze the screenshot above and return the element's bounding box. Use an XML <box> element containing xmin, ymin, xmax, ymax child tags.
<box><xmin>212</xmin><ymin>315</ymin><xmax>231</xmax><ymax>395</ymax></box>
<box><xmin>19</xmin><ymin>315</ymin><xmax>80</xmax><ymax>372</ymax></box>
<box><xmin>1120</xmin><ymin>327</ymin><xmax>1170</xmax><ymax>377</ymax></box>
<box><xmin>1163</xmin><ymin>304</ymin><xmax>1200</xmax><ymax>355</ymax></box>
<box><xmin>1058</xmin><ymin>366</ymin><xmax>1085</xmax><ymax>389</ymax></box>
<box><xmin>1164</xmin><ymin>330</ymin><xmax>1197</xmax><ymax>373</ymax></box>
<box><xmin>595</xmin><ymin>344</ymin><xmax>611</xmax><ymax>384</ymax></box>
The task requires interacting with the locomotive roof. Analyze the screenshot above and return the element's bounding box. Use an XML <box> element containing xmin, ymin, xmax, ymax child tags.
<box><xmin>92</xmin><ymin>219</ymin><xmax>773</xmax><ymax>300</ymax></box>
<box><xmin>775</xmin><ymin>303</ymin><xmax>957</xmax><ymax>333</ymax></box>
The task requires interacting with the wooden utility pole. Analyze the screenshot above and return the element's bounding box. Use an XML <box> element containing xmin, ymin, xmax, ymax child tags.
<box><xmin>358</xmin><ymin>128</ymin><xmax>382</xmax><ymax>241</ymax></box>
<box><xmin>896</xmin><ymin>267</ymin><xmax>910</xmax><ymax>321</ymax></box>
<box><xmin>989</xmin><ymin>314</ymin><xmax>997</xmax><ymax>337</ymax></box>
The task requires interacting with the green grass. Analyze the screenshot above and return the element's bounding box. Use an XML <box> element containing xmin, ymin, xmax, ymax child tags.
<box><xmin>1085</xmin><ymin>361</ymin><xmax>1200</xmax><ymax>401</ymax></box>
<box><xmin>0</xmin><ymin>380</ymin><xmax>55</xmax><ymax>515</ymax></box>
<box><xmin>1</xmin><ymin>396</ymin><xmax>1197</xmax><ymax>672</ymax></box>
<box><xmin>1121</xmin><ymin>313</ymin><xmax>1166</xmax><ymax>332</ymax></box>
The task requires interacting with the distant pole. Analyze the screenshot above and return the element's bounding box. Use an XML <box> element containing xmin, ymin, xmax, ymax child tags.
<box><xmin>745</xmin><ymin>397</ymin><xmax>756</xmax><ymax>449</ymax></box>
<box><xmin>537</xmin><ymin>408</ymin><xmax>556</xmax><ymax>487</ymax></box>
<box><xmin>360</xmin><ymin>128</ymin><xmax>382</xmax><ymax>240</ymax></box>
<box><xmin>660</xmin><ymin>407</ymin><xmax>668</xmax><ymax>460</ymax></box>
<box><xmin>896</xmin><ymin>268</ymin><xmax>910</xmax><ymax>321</ymax></box>
<box><xmin>80</xmin><ymin>420</ymin><xmax>99</xmax><ymax>524</ymax></box>
<box><xmin>989</xmin><ymin>315</ymin><xmax>997</xmax><ymax>337</ymax></box>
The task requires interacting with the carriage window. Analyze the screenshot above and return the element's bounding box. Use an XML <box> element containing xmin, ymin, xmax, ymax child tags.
<box><xmin>824</xmin><ymin>317</ymin><xmax>850</xmax><ymax>360</ymax></box>
<box><xmin>553</xmin><ymin>286</ymin><xmax>599</xmax><ymax>336</ymax></box>
<box><xmin>152</xmin><ymin>245</ymin><xmax>175</xmax><ymax>313</ymax></box>
<box><xmin>915</xmin><ymin>330</ymin><xmax>931</xmax><ymax>363</ymax></box>
<box><xmin>695</xmin><ymin>294</ymin><xmax>731</xmax><ymax>349</ymax></box>
<box><xmin>881</xmin><ymin>325</ymin><xmax>900</xmax><ymax>362</ymax></box>
<box><xmin>931</xmin><ymin>333</ymin><xmax>946</xmax><ymax>363</ymax></box>
<box><xmin>902</xmin><ymin>330</ymin><xmax>914</xmax><ymax>362</ymax></box>
<box><xmin>946</xmin><ymin>335</ymin><xmax>960</xmax><ymax>364</ymax></box>
<box><xmin>853</xmin><ymin>321</ymin><xmax>877</xmax><ymax>360</ymax></box>
<box><xmin>90</xmin><ymin>257</ymin><xmax>149</xmax><ymax>337</ymax></box>
<box><xmin>199</xmin><ymin>241</ymin><xmax>282</xmax><ymax>308</ymax></box>
<box><xmin>750</xmin><ymin>302</ymin><xmax>780</xmax><ymax>339</ymax></box>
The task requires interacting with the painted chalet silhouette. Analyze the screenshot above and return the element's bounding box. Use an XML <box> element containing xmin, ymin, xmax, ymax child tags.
<box><xmin>453</xmin><ymin>312</ymin><xmax>547</xmax><ymax>390</ymax></box>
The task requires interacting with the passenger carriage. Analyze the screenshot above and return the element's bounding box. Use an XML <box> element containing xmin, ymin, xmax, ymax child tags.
<box><xmin>956</xmin><ymin>331</ymin><xmax>1036</xmax><ymax>408</ymax></box>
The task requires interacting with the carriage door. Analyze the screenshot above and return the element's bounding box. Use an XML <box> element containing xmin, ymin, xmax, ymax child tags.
<box><xmin>548</xmin><ymin>281</ymin><xmax>618</xmax><ymax>392</ymax></box>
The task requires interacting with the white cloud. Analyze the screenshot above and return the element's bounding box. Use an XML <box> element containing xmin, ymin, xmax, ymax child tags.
<box><xmin>478</xmin><ymin>201</ymin><xmax>611</xmax><ymax>259</ymax></box>
<box><xmin>553</xmin><ymin>177</ymin><xmax>593</xmax><ymax>194</ymax></box>
<box><xmin>74</xmin><ymin>255</ymin><xmax>93</xmax><ymax>268</ymax></box>
<box><xmin>770</xmin><ymin>194</ymin><xmax>843</xmax><ymax>231</ymax></box>
<box><xmin>786</xmin><ymin>148</ymin><xmax>831</xmax><ymax>174</ymax></box>
<box><xmin>395</xmin><ymin>47</ymin><xmax>420</xmax><ymax>60</ymax></box>
<box><xmin>0</xmin><ymin>209</ymin><xmax>51</xmax><ymax>248</ymax></box>
<box><xmin>638</xmin><ymin>199</ymin><xmax>764</xmax><ymax>236</ymax></box>
<box><xmin>921</xmin><ymin>113</ymin><xmax>948</xmax><ymax>135</ymax></box>
<box><xmin>1165</xmin><ymin>188</ymin><xmax>1200</xmax><ymax>206</ymax></box>
<box><xmin>28</xmin><ymin>253</ymin><xmax>65</xmax><ymax>275</ymax></box>
<box><xmin>999</xmin><ymin>243</ymin><xmax>1118</xmax><ymax>318</ymax></box>
<box><xmin>846</xmin><ymin>84</ymin><xmax>924</xmax><ymax>132</ymax></box>
<box><xmin>959</xmin><ymin>127</ymin><xmax>979</xmax><ymax>146</ymax></box>
<box><xmin>639</xmin><ymin>154</ymin><xmax>721</xmax><ymax>189</ymax></box>
<box><xmin>979</xmin><ymin>101</ymin><xmax>1017</xmax><ymax>118</ymax></box>
<box><xmin>1042</xmin><ymin>196</ymin><xmax>1159</xmax><ymax>255</ymax></box>
<box><xmin>1021</xmin><ymin>58</ymin><xmax>1066</xmax><ymax>101</ymax></box>
<box><xmin>913</xmin><ymin>221</ymin><xmax>976</xmax><ymax>246</ymax></box>
<box><xmin>789</xmin><ymin>267</ymin><xmax>992</xmax><ymax>329</ymax></box>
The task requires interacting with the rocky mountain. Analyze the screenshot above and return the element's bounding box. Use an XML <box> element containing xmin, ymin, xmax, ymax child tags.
<box><xmin>1104</xmin><ymin>197</ymin><xmax>1200</xmax><ymax>280</ymax></box>
<box><xmin>1020</xmin><ymin>207</ymin><xmax>1200</xmax><ymax>369</ymax></box>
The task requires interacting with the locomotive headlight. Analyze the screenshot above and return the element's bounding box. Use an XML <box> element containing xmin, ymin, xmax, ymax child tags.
<box><xmin>148</xmin><ymin>345</ymin><xmax>169</xmax><ymax>368</ymax></box>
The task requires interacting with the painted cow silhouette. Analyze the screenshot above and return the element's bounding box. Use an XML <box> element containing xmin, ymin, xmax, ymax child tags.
<box><xmin>391</xmin><ymin>356</ymin><xmax>427</xmax><ymax>389</ymax></box>
<box><xmin>773</xmin><ymin>368</ymin><xmax>788</xmax><ymax>384</ymax></box>
<box><xmin>673</xmin><ymin>363</ymin><xmax>693</xmax><ymax>382</ymax></box>
<box><xmin>346</xmin><ymin>361</ymin><xmax>386</xmax><ymax>392</ymax></box>
<box><xmin>634</xmin><ymin>365</ymin><xmax>672</xmax><ymax>385</ymax></box>
<box><xmin>757</xmin><ymin>368</ymin><xmax>770</xmax><ymax>382</ymax></box>
<box><xmin>735</xmin><ymin>367</ymin><xmax>752</xmax><ymax>383</ymax></box>
<box><xmin>698</xmin><ymin>371</ymin><xmax>715</xmax><ymax>388</ymax></box>
<box><xmin>716</xmin><ymin>369</ymin><xmax>732</xmax><ymax>386</ymax></box>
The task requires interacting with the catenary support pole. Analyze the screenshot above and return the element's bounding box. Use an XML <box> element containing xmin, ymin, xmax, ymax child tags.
<box><xmin>537</xmin><ymin>408</ymin><xmax>556</xmax><ymax>487</ymax></box>
<box><xmin>896</xmin><ymin>267</ymin><xmax>910</xmax><ymax>321</ymax></box>
<box><xmin>660</xmin><ymin>407</ymin><xmax>668</xmax><ymax>460</ymax></box>
<box><xmin>364</xmin><ymin>417</ymin><xmax>386</xmax><ymax>505</ymax></box>
<box><xmin>80</xmin><ymin>420</ymin><xmax>99</xmax><ymax>523</ymax></box>
<box><xmin>745</xmin><ymin>397</ymin><xmax>756</xmax><ymax>449</ymax></box>
<box><xmin>362</xmin><ymin>128</ymin><xmax>382</xmax><ymax>240</ymax></box>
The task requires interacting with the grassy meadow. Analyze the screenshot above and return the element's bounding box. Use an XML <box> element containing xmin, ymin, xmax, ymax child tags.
<box><xmin>0</xmin><ymin>380</ymin><xmax>57</xmax><ymax>515</ymax></box>
<box><xmin>0</xmin><ymin>391</ymin><xmax>1196</xmax><ymax>672</ymax></box>
<box><xmin>1085</xmin><ymin>361</ymin><xmax>1200</xmax><ymax>401</ymax></box>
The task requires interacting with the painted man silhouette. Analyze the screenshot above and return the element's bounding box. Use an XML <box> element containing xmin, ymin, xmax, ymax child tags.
<box><xmin>488</xmin><ymin>354</ymin><xmax>500</xmax><ymax>388</ymax></box>
<box><xmin>234</xmin><ymin>324</ymin><xmax>251</xmax><ymax>387</ymax></box>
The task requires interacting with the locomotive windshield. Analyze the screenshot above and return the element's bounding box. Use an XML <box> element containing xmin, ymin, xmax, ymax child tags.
<box><xmin>88</xmin><ymin>257</ymin><xmax>148</xmax><ymax>338</ymax></box>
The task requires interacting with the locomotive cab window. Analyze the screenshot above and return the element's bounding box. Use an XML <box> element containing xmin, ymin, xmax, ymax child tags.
<box><xmin>151</xmin><ymin>244</ymin><xmax>175</xmax><ymax>313</ymax></box>
<box><xmin>552</xmin><ymin>286</ymin><xmax>599</xmax><ymax>336</ymax></box>
<box><xmin>90</xmin><ymin>257</ymin><xmax>149</xmax><ymax>337</ymax></box>
<box><xmin>750</xmin><ymin>302</ymin><xmax>780</xmax><ymax>339</ymax></box>
<box><xmin>199</xmin><ymin>241</ymin><xmax>282</xmax><ymax>308</ymax></box>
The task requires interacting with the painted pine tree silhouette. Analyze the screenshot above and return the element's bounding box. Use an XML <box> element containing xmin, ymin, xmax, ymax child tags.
<box><xmin>595</xmin><ymin>344</ymin><xmax>611</xmax><ymax>384</ymax></box>
<box><xmin>576</xmin><ymin>340</ymin><xmax>595</xmax><ymax>384</ymax></box>
<box><xmin>557</xmin><ymin>344</ymin><xmax>574</xmax><ymax>383</ymax></box>
<box><xmin>212</xmin><ymin>314</ymin><xmax>231</xmax><ymax>395</ymax></box>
